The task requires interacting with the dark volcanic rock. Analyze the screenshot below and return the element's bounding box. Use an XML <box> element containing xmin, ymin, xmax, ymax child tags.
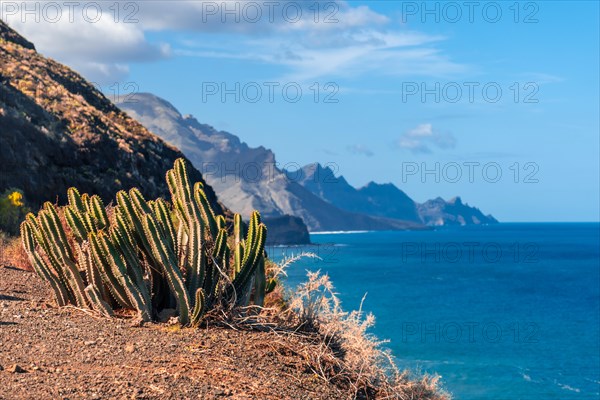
<box><xmin>263</xmin><ymin>215</ymin><xmax>310</xmax><ymax>245</ymax></box>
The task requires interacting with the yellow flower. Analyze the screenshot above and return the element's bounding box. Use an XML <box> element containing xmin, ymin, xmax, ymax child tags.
<box><xmin>8</xmin><ymin>191</ymin><xmax>23</xmax><ymax>207</ymax></box>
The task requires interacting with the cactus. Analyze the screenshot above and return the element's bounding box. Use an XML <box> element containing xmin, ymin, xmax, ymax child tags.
<box><xmin>20</xmin><ymin>222</ymin><xmax>70</xmax><ymax>306</ymax></box>
<box><xmin>25</xmin><ymin>213</ymin><xmax>76</xmax><ymax>304</ymax></box>
<box><xmin>110</xmin><ymin>218</ymin><xmax>151</xmax><ymax>308</ymax></box>
<box><xmin>170</xmin><ymin>160</ymin><xmax>202</xmax><ymax>226</ymax></box>
<box><xmin>143</xmin><ymin>213</ymin><xmax>191</xmax><ymax>325</ymax></box>
<box><xmin>38</xmin><ymin>204</ymin><xmax>88</xmax><ymax>307</ymax></box>
<box><xmin>153</xmin><ymin>198</ymin><xmax>178</xmax><ymax>254</ymax></box>
<box><xmin>186</xmin><ymin>219</ymin><xmax>206</xmax><ymax>301</ymax></box>
<box><xmin>84</xmin><ymin>285</ymin><xmax>114</xmax><ymax>318</ymax></box>
<box><xmin>76</xmin><ymin>241</ymin><xmax>106</xmax><ymax>301</ymax></box>
<box><xmin>65</xmin><ymin>206</ymin><xmax>87</xmax><ymax>243</ymax></box>
<box><xmin>20</xmin><ymin>158</ymin><xmax>272</xmax><ymax>326</ymax></box>
<box><xmin>67</xmin><ymin>187</ymin><xmax>85</xmax><ymax>214</ymax></box>
<box><xmin>116</xmin><ymin>190</ymin><xmax>152</xmax><ymax>255</ymax></box>
<box><xmin>89</xmin><ymin>195</ymin><xmax>108</xmax><ymax>229</ymax></box>
<box><xmin>194</xmin><ymin>183</ymin><xmax>218</xmax><ymax>237</ymax></box>
<box><xmin>190</xmin><ymin>288</ymin><xmax>206</xmax><ymax>327</ymax></box>
<box><xmin>96</xmin><ymin>231</ymin><xmax>151</xmax><ymax>321</ymax></box>
<box><xmin>253</xmin><ymin>254</ymin><xmax>267</xmax><ymax>307</ymax></box>
<box><xmin>89</xmin><ymin>231</ymin><xmax>133</xmax><ymax>309</ymax></box>
<box><xmin>231</xmin><ymin>213</ymin><xmax>267</xmax><ymax>293</ymax></box>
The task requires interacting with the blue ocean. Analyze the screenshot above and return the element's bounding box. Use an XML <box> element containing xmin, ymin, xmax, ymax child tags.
<box><xmin>271</xmin><ymin>223</ymin><xmax>600</xmax><ymax>400</ymax></box>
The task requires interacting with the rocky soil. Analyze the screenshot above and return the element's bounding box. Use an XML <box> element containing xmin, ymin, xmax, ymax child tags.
<box><xmin>0</xmin><ymin>266</ymin><xmax>345</xmax><ymax>399</ymax></box>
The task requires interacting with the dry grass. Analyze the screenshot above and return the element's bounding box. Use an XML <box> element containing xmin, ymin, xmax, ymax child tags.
<box><xmin>280</xmin><ymin>270</ymin><xmax>450</xmax><ymax>399</ymax></box>
<box><xmin>228</xmin><ymin>253</ymin><xmax>451</xmax><ymax>399</ymax></box>
<box><xmin>0</xmin><ymin>231</ymin><xmax>30</xmax><ymax>271</ymax></box>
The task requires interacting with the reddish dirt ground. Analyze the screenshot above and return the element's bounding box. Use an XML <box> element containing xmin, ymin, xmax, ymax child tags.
<box><xmin>0</xmin><ymin>266</ymin><xmax>347</xmax><ymax>400</ymax></box>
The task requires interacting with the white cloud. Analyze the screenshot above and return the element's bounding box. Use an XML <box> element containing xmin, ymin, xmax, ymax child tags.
<box><xmin>136</xmin><ymin>1</ymin><xmax>389</xmax><ymax>33</ymax></box>
<box><xmin>347</xmin><ymin>144</ymin><xmax>374</xmax><ymax>157</ymax></box>
<box><xmin>397</xmin><ymin>123</ymin><xmax>456</xmax><ymax>154</ymax></box>
<box><xmin>75</xmin><ymin>62</ymin><xmax>131</xmax><ymax>84</ymax></box>
<box><xmin>3</xmin><ymin>5</ymin><xmax>170</xmax><ymax>83</ymax></box>
<box><xmin>178</xmin><ymin>30</ymin><xmax>463</xmax><ymax>82</ymax></box>
<box><xmin>1</xmin><ymin>1</ymin><xmax>464</xmax><ymax>83</ymax></box>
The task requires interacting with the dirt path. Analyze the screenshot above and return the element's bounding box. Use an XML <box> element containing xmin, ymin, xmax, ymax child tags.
<box><xmin>0</xmin><ymin>266</ymin><xmax>345</xmax><ymax>399</ymax></box>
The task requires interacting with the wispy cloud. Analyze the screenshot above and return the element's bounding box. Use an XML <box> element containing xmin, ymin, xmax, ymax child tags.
<box><xmin>136</xmin><ymin>1</ymin><xmax>390</xmax><ymax>33</ymax></box>
<box><xmin>176</xmin><ymin>25</ymin><xmax>464</xmax><ymax>82</ymax></box>
<box><xmin>2</xmin><ymin>1</ymin><xmax>465</xmax><ymax>83</ymax></box>
<box><xmin>516</xmin><ymin>72</ymin><xmax>564</xmax><ymax>85</ymax></box>
<box><xmin>347</xmin><ymin>144</ymin><xmax>374</xmax><ymax>157</ymax></box>
<box><xmin>397</xmin><ymin>123</ymin><xmax>456</xmax><ymax>154</ymax></box>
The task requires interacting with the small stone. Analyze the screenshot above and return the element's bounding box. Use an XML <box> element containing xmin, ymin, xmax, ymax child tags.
<box><xmin>9</xmin><ymin>364</ymin><xmax>25</xmax><ymax>373</ymax></box>
<box><xmin>125</xmin><ymin>344</ymin><xmax>135</xmax><ymax>353</ymax></box>
<box><xmin>84</xmin><ymin>340</ymin><xmax>96</xmax><ymax>346</ymax></box>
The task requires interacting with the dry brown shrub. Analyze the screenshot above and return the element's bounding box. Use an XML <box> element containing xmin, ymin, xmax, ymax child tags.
<box><xmin>276</xmin><ymin>260</ymin><xmax>450</xmax><ymax>400</ymax></box>
<box><xmin>0</xmin><ymin>232</ymin><xmax>31</xmax><ymax>271</ymax></box>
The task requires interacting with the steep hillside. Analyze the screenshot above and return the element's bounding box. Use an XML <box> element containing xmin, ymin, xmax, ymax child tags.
<box><xmin>0</xmin><ymin>20</ymin><xmax>222</xmax><ymax>214</ymax></box>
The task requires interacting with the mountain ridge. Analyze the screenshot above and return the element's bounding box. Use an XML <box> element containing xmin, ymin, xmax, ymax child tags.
<box><xmin>117</xmin><ymin>93</ymin><xmax>497</xmax><ymax>231</ymax></box>
<box><xmin>295</xmin><ymin>163</ymin><xmax>421</xmax><ymax>223</ymax></box>
<box><xmin>116</xmin><ymin>93</ymin><xmax>424</xmax><ymax>232</ymax></box>
<box><xmin>295</xmin><ymin>162</ymin><xmax>497</xmax><ymax>226</ymax></box>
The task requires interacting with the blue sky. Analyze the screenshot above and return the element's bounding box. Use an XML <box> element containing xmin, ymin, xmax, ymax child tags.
<box><xmin>4</xmin><ymin>1</ymin><xmax>599</xmax><ymax>221</ymax></box>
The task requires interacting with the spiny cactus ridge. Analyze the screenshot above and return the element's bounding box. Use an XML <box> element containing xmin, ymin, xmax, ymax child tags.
<box><xmin>20</xmin><ymin>159</ymin><xmax>268</xmax><ymax>326</ymax></box>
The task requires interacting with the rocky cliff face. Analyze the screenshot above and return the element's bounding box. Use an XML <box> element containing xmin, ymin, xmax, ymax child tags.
<box><xmin>296</xmin><ymin>164</ymin><xmax>497</xmax><ymax>226</ymax></box>
<box><xmin>417</xmin><ymin>196</ymin><xmax>498</xmax><ymax>226</ymax></box>
<box><xmin>261</xmin><ymin>215</ymin><xmax>310</xmax><ymax>245</ymax></box>
<box><xmin>116</xmin><ymin>93</ymin><xmax>421</xmax><ymax>233</ymax></box>
<box><xmin>297</xmin><ymin>163</ymin><xmax>421</xmax><ymax>222</ymax></box>
<box><xmin>0</xmin><ymin>20</ymin><xmax>222</xmax><ymax>214</ymax></box>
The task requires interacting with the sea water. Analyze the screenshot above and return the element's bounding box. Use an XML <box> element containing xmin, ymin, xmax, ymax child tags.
<box><xmin>271</xmin><ymin>223</ymin><xmax>600</xmax><ymax>400</ymax></box>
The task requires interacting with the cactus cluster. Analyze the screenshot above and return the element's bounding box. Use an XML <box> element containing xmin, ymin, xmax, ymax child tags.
<box><xmin>20</xmin><ymin>159</ymin><xmax>270</xmax><ymax>326</ymax></box>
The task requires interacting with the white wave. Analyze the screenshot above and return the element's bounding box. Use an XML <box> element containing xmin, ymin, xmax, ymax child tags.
<box><xmin>556</xmin><ymin>382</ymin><xmax>581</xmax><ymax>393</ymax></box>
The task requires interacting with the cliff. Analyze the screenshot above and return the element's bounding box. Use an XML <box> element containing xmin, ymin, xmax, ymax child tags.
<box><xmin>0</xmin><ymin>20</ymin><xmax>222</xmax><ymax>214</ymax></box>
<box><xmin>417</xmin><ymin>196</ymin><xmax>498</xmax><ymax>226</ymax></box>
